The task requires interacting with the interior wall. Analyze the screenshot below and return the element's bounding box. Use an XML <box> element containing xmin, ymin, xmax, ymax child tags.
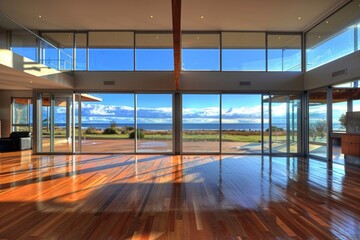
<box><xmin>304</xmin><ymin>51</ymin><xmax>360</xmax><ymax>90</ymax></box>
<box><xmin>180</xmin><ymin>72</ymin><xmax>304</xmax><ymax>92</ymax></box>
<box><xmin>74</xmin><ymin>71</ymin><xmax>175</xmax><ymax>91</ymax></box>
<box><xmin>0</xmin><ymin>90</ymin><xmax>32</xmax><ymax>137</ymax></box>
<box><xmin>74</xmin><ymin>71</ymin><xmax>304</xmax><ymax>92</ymax></box>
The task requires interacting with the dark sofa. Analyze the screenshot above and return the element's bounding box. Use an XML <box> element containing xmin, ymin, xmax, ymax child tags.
<box><xmin>0</xmin><ymin>131</ymin><xmax>32</xmax><ymax>152</ymax></box>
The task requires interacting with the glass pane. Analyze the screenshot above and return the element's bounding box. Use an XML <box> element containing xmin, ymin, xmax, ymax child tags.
<box><xmin>80</xmin><ymin>93</ymin><xmax>135</xmax><ymax>153</ymax></box>
<box><xmin>42</xmin><ymin>32</ymin><xmax>74</xmax><ymax>70</ymax></box>
<box><xmin>222</xmin><ymin>32</ymin><xmax>265</xmax><ymax>71</ymax></box>
<box><xmin>332</xmin><ymin>100</ymin><xmax>347</xmax><ymax>132</ymax></box>
<box><xmin>41</xmin><ymin>95</ymin><xmax>50</xmax><ymax>152</ymax></box>
<box><xmin>354</xmin><ymin>100</ymin><xmax>360</xmax><ymax>111</ymax></box>
<box><xmin>307</xmin><ymin>28</ymin><xmax>354</xmax><ymax>71</ymax></box>
<box><xmin>74</xmin><ymin>97</ymin><xmax>80</xmax><ymax>152</ymax></box>
<box><xmin>309</xmin><ymin>90</ymin><xmax>327</xmax><ymax>158</ymax></box>
<box><xmin>136</xmin><ymin>94</ymin><xmax>173</xmax><ymax>152</ymax></box>
<box><xmin>11</xmin><ymin>30</ymin><xmax>37</xmax><ymax>61</ymax></box>
<box><xmin>135</xmin><ymin>33</ymin><xmax>174</xmax><ymax>70</ymax></box>
<box><xmin>270</xmin><ymin>95</ymin><xmax>300</xmax><ymax>154</ymax></box>
<box><xmin>306</xmin><ymin>0</ymin><xmax>360</xmax><ymax>71</ymax></box>
<box><xmin>332</xmin><ymin>80</ymin><xmax>360</xmax><ymax>164</ymax></box>
<box><xmin>358</xmin><ymin>22</ymin><xmax>360</xmax><ymax>51</ymax></box>
<box><xmin>268</xmin><ymin>35</ymin><xmax>302</xmax><ymax>71</ymax></box>
<box><xmin>182</xmin><ymin>33</ymin><xmax>220</xmax><ymax>70</ymax></box>
<box><xmin>289</xmin><ymin>96</ymin><xmax>300</xmax><ymax>153</ymax></box>
<box><xmin>221</xmin><ymin>94</ymin><xmax>262</xmax><ymax>153</ymax></box>
<box><xmin>13</xmin><ymin>126</ymin><xmax>30</xmax><ymax>132</ymax></box>
<box><xmin>271</xmin><ymin>95</ymin><xmax>288</xmax><ymax>153</ymax></box>
<box><xmin>263</xmin><ymin>95</ymin><xmax>270</xmax><ymax>153</ymax></box>
<box><xmin>75</xmin><ymin>33</ymin><xmax>87</xmax><ymax>70</ymax></box>
<box><xmin>53</xmin><ymin>95</ymin><xmax>73</xmax><ymax>153</ymax></box>
<box><xmin>182</xmin><ymin>94</ymin><xmax>220</xmax><ymax>152</ymax></box>
<box><xmin>40</xmin><ymin>40</ymin><xmax>58</xmax><ymax>69</ymax></box>
<box><xmin>13</xmin><ymin>99</ymin><xmax>29</xmax><ymax>125</ymax></box>
<box><xmin>88</xmin><ymin>31</ymin><xmax>134</xmax><ymax>70</ymax></box>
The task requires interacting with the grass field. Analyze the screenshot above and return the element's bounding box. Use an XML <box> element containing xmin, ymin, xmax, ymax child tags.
<box><xmin>43</xmin><ymin>128</ymin><xmax>289</xmax><ymax>142</ymax></box>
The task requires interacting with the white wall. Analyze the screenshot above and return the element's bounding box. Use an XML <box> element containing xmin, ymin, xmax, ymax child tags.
<box><xmin>0</xmin><ymin>90</ymin><xmax>32</xmax><ymax>137</ymax></box>
<box><xmin>74</xmin><ymin>71</ymin><xmax>304</xmax><ymax>92</ymax></box>
<box><xmin>180</xmin><ymin>72</ymin><xmax>304</xmax><ymax>92</ymax></box>
<box><xmin>74</xmin><ymin>72</ymin><xmax>175</xmax><ymax>91</ymax></box>
<box><xmin>304</xmin><ymin>51</ymin><xmax>360</xmax><ymax>90</ymax></box>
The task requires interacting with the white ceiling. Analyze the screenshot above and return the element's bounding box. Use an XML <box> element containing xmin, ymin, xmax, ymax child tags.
<box><xmin>0</xmin><ymin>0</ymin><xmax>350</xmax><ymax>31</ymax></box>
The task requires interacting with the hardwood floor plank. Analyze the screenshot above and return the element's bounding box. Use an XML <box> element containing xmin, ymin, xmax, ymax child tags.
<box><xmin>0</xmin><ymin>151</ymin><xmax>360</xmax><ymax>239</ymax></box>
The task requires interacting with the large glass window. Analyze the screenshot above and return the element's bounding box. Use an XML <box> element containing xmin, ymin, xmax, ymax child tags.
<box><xmin>38</xmin><ymin>93</ymin><xmax>73</xmax><ymax>153</ymax></box>
<box><xmin>11</xmin><ymin>30</ymin><xmax>37</xmax><ymax>61</ymax></box>
<box><xmin>270</xmin><ymin>95</ymin><xmax>300</xmax><ymax>153</ymax></box>
<box><xmin>135</xmin><ymin>33</ymin><xmax>174</xmax><ymax>70</ymax></box>
<box><xmin>182</xmin><ymin>94</ymin><xmax>220</xmax><ymax>152</ymax></box>
<box><xmin>12</xmin><ymin>98</ymin><xmax>32</xmax><ymax>132</ymax></box>
<box><xmin>182</xmin><ymin>33</ymin><xmax>220</xmax><ymax>71</ymax></box>
<box><xmin>221</xmin><ymin>94</ymin><xmax>262</xmax><ymax>153</ymax></box>
<box><xmin>88</xmin><ymin>31</ymin><xmax>134</xmax><ymax>70</ymax></box>
<box><xmin>308</xmin><ymin>90</ymin><xmax>328</xmax><ymax>158</ymax></box>
<box><xmin>268</xmin><ymin>34</ymin><xmax>302</xmax><ymax>71</ymax></box>
<box><xmin>42</xmin><ymin>32</ymin><xmax>74</xmax><ymax>70</ymax></box>
<box><xmin>75</xmin><ymin>33</ymin><xmax>87</xmax><ymax>70</ymax></box>
<box><xmin>136</xmin><ymin>94</ymin><xmax>173</xmax><ymax>152</ymax></box>
<box><xmin>80</xmin><ymin>93</ymin><xmax>135</xmax><ymax>153</ymax></box>
<box><xmin>263</xmin><ymin>95</ymin><xmax>270</xmax><ymax>153</ymax></box>
<box><xmin>306</xmin><ymin>0</ymin><xmax>360</xmax><ymax>71</ymax></box>
<box><xmin>222</xmin><ymin>32</ymin><xmax>266</xmax><ymax>71</ymax></box>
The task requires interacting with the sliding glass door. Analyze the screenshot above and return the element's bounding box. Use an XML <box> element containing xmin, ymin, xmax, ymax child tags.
<box><xmin>221</xmin><ymin>94</ymin><xmax>262</xmax><ymax>153</ymax></box>
<box><xmin>136</xmin><ymin>94</ymin><xmax>173</xmax><ymax>153</ymax></box>
<box><xmin>270</xmin><ymin>95</ymin><xmax>300</xmax><ymax>154</ymax></box>
<box><xmin>308</xmin><ymin>90</ymin><xmax>328</xmax><ymax>158</ymax></box>
<box><xmin>182</xmin><ymin>93</ymin><xmax>301</xmax><ymax>155</ymax></box>
<box><xmin>38</xmin><ymin>93</ymin><xmax>74</xmax><ymax>153</ymax></box>
<box><xmin>182</xmin><ymin>94</ymin><xmax>220</xmax><ymax>153</ymax></box>
<box><xmin>35</xmin><ymin>92</ymin><xmax>302</xmax><ymax>155</ymax></box>
<box><xmin>79</xmin><ymin>93</ymin><xmax>135</xmax><ymax>153</ymax></box>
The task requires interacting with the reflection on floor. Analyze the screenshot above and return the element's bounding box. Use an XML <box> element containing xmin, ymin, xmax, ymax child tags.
<box><xmin>0</xmin><ymin>151</ymin><xmax>359</xmax><ymax>239</ymax></box>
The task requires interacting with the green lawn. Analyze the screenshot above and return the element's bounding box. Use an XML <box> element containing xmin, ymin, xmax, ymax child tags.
<box><xmin>44</xmin><ymin>129</ymin><xmax>287</xmax><ymax>142</ymax></box>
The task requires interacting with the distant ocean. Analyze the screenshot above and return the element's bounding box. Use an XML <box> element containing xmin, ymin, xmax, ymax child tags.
<box><xmin>53</xmin><ymin>123</ymin><xmax>289</xmax><ymax>131</ymax></box>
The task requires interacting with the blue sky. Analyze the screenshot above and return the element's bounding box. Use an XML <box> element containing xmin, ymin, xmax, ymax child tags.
<box><xmin>72</xmin><ymin>93</ymin><xmax>295</xmax><ymax>125</ymax></box>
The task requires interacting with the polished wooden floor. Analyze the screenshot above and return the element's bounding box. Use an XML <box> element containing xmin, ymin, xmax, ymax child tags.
<box><xmin>0</xmin><ymin>151</ymin><xmax>360</xmax><ymax>239</ymax></box>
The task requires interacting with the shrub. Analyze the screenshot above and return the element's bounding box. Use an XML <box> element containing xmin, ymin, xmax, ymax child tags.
<box><xmin>85</xmin><ymin>127</ymin><xmax>98</xmax><ymax>134</ymax></box>
<box><xmin>103</xmin><ymin>127</ymin><xmax>118</xmax><ymax>134</ymax></box>
<box><xmin>129</xmin><ymin>129</ymin><xmax>145</xmax><ymax>139</ymax></box>
<box><xmin>110</xmin><ymin>121</ymin><xmax>118</xmax><ymax>128</ymax></box>
<box><xmin>339</xmin><ymin>113</ymin><xmax>347</xmax><ymax>129</ymax></box>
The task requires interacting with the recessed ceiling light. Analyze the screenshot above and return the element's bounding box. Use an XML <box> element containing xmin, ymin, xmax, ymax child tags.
<box><xmin>196</xmin><ymin>36</ymin><xmax>200</xmax><ymax>39</ymax></box>
<box><xmin>30</xmin><ymin>80</ymin><xmax>33</xmax><ymax>83</ymax></box>
<box><xmin>278</xmin><ymin>37</ymin><xmax>281</xmax><ymax>40</ymax></box>
<box><xmin>38</xmin><ymin>15</ymin><xmax>42</xmax><ymax>18</ymax></box>
<box><xmin>318</xmin><ymin>36</ymin><xmax>321</xmax><ymax>39</ymax></box>
<box><xmin>200</xmin><ymin>16</ymin><xmax>204</xmax><ymax>19</ymax></box>
<box><xmin>326</xmin><ymin>21</ymin><xmax>329</xmax><ymax>24</ymax></box>
<box><xmin>297</xmin><ymin>17</ymin><xmax>301</xmax><ymax>20</ymax></box>
<box><xmin>150</xmin><ymin>15</ymin><xmax>154</xmax><ymax>19</ymax></box>
<box><xmin>155</xmin><ymin>36</ymin><xmax>159</xmax><ymax>39</ymax></box>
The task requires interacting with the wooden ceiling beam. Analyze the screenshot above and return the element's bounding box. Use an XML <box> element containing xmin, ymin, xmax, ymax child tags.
<box><xmin>172</xmin><ymin>0</ymin><xmax>181</xmax><ymax>90</ymax></box>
